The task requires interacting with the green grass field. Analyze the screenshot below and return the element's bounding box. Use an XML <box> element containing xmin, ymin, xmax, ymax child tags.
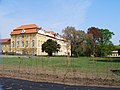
<box><xmin>0</xmin><ymin>56</ymin><xmax>120</xmax><ymax>86</ymax></box>
<box><xmin>1</xmin><ymin>56</ymin><xmax>120</xmax><ymax>74</ymax></box>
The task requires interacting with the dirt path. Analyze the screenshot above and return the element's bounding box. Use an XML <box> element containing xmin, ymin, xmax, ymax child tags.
<box><xmin>0</xmin><ymin>77</ymin><xmax>120</xmax><ymax>90</ymax></box>
<box><xmin>1</xmin><ymin>55</ymin><xmax>30</xmax><ymax>58</ymax></box>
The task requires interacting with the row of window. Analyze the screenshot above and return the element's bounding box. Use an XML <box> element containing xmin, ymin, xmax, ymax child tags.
<box><xmin>12</xmin><ymin>40</ymin><xmax>35</xmax><ymax>47</ymax></box>
<box><xmin>12</xmin><ymin>40</ymin><xmax>45</xmax><ymax>48</ymax></box>
<box><xmin>38</xmin><ymin>41</ymin><xmax>45</xmax><ymax>47</ymax></box>
<box><xmin>2</xmin><ymin>45</ymin><xmax>10</xmax><ymax>47</ymax></box>
<box><xmin>15</xmin><ymin>50</ymin><xmax>35</xmax><ymax>55</ymax></box>
<box><xmin>17</xmin><ymin>34</ymin><xmax>35</xmax><ymax>39</ymax></box>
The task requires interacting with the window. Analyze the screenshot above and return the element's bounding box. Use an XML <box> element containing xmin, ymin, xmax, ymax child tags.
<box><xmin>38</xmin><ymin>50</ymin><xmax>41</xmax><ymax>54</ymax></box>
<box><xmin>12</xmin><ymin>41</ymin><xmax>14</xmax><ymax>47</ymax></box>
<box><xmin>26</xmin><ymin>35</ymin><xmax>29</xmax><ymax>39</ymax></box>
<box><xmin>22</xmin><ymin>41</ymin><xmax>24</xmax><ymax>47</ymax></box>
<box><xmin>26</xmin><ymin>51</ymin><xmax>28</xmax><ymax>55</ymax></box>
<box><xmin>18</xmin><ymin>35</ymin><xmax>21</xmax><ymax>39</ymax></box>
<box><xmin>17</xmin><ymin>41</ymin><xmax>19</xmax><ymax>47</ymax></box>
<box><xmin>38</xmin><ymin>40</ymin><xmax>41</xmax><ymax>47</ymax></box>
<box><xmin>22</xmin><ymin>35</ymin><xmax>24</xmax><ymax>38</ymax></box>
<box><xmin>32</xmin><ymin>40</ymin><xmax>34</xmax><ymax>47</ymax></box>
<box><xmin>26</xmin><ymin>41</ymin><xmax>28</xmax><ymax>47</ymax></box>
<box><xmin>38</xmin><ymin>34</ymin><xmax>43</xmax><ymax>38</ymax></box>
<box><xmin>16</xmin><ymin>50</ymin><xmax>20</xmax><ymax>54</ymax></box>
<box><xmin>32</xmin><ymin>34</ymin><xmax>35</xmax><ymax>38</ymax></box>
<box><xmin>12</xmin><ymin>36</ymin><xmax>15</xmax><ymax>38</ymax></box>
<box><xmin>32</xmin><ymin>50</ymin><xmax>34</xmax><ymax>55</ymax></box>
<box><xmin>38</xmin><ymin>34</ymin><xmax>41</xmax><ymax>37</ymax></box>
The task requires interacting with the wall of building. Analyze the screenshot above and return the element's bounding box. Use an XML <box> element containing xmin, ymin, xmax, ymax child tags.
<box><xmin>11</xmin><ymin>33</ymin><xmax>38</xmax><ymax>55</ymax></box>
<box><xmin>1</xmin><ymin>43</ymin><xmax>11</xmax><ymax>53</ymax></box>
<box><xmin>8</xmin><ymin>24</ymin><xmax>71</xmax><ymax>56</ymax></box>
<box><xmin>10</xmin><ymin>33</ymin><xmax>71</xmax><ymax>56</ymax></box>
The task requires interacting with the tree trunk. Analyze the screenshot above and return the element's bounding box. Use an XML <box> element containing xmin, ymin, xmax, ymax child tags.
<box><xmin>48</xmin><ymin>52</ymin><xmax>52</xmax><ymax>56</ymax></box>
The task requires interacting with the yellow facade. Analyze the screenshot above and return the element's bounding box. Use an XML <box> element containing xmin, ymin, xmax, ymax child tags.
<box><xmin>0</xmin><ymin>39</ymin><xmax>11</xmax><ymax>53</ymax></box>
<box><xmin>9</xmin><ymin>24</ymin><xmax>71</xmax><ymax>56</ymax></box>
<box><xmin>1</xmin><ymin>43</ymin><xmax>11</xmax><ymax>53</ymax></box>
<box><xmin>11</xmin><ymin>34</ymin><xmax>38</xmax><ymax>55</ymax></box>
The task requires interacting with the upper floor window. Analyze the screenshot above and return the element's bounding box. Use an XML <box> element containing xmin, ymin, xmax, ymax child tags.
<box><xmin>22</xmin><ymin>41</ymin><xmax>24</xmax><ymax>47</ymax></box>
<box><xmin>12</xmin><ymin>36</ymin><xmax>15</xmax><ymax>38</ymax></box>
<box><xmin>32</xmin><ymin>40</ymin><xmax>34</xmax><ymax>47</ymax></box>
<box><xmin>38</xmin><ymin>40</ymin><xmax>41</xmax><ymax>47</ymax></box>
<box><xmin>26</xmin><ymin>41</ymin><xmax>28</xmax><ymax>47</ymax></box>
<box><xmin>18</xmin><ymin>35</ymin><xmax>21</xmax><ymax>39</ymax></box>
<box><xmin>22</xmin><ymin>35</ymin><xmax>24</xmax><ymax>38</ymax></box>
<box><xmin>4</xmin><ymin>45</ymin><xmax>6</xmax><ymax>47</ymax></box>
<box><xmin>17</xmin><ymin>41</ymin><xmax>20</xmax><ymax>47</ymax></box>
<box><xmin>12</xmin><ymin>41</ymin><xmax>15</xmax><ymax>47</ymax></box>
<box><xmin>32</xmin><ymin>34</ymin><xmax>35</xmax><ymax>38</ymax></box>
<box><xmin>26</xmin><ymin>35</ymin><xmax>29</xmax><ymax>39</ymax></box>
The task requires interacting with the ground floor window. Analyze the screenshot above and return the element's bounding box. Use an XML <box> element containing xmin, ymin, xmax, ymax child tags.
<box><xmin>32</xmin><ymin>50</ymin><xmax>34</xmax><ymax>55</ymax></box>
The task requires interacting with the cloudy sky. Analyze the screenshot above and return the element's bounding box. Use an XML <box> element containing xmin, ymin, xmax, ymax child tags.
<box><xmin>0</xmin><ymin>0</ymin><xmax>120</xmax><ymax>44</ymax></box>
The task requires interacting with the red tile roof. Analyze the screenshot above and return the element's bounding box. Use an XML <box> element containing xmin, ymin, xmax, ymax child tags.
<box><xmin>10</xmin><ymin>24</ymin><xmax>64</xmax><ymax>41</ymax></box>
<box><xmin>0</xmin><ymin>38</ymin><xmax>11</xmax><ymax>43</ymax></box>
<box><xmin>11</xmin><ymin>24</ymin><xmax>41</xmax><ymax>35</ymax></box>
<box><xmin>45</xmin><ymin>31</ymin><xmax>57</xmax><ymax>36</ymax></box>
<box><xmin>14</xmin><ymin>24</ymin><xmax>41</xmax><ymax>30</ymax></box>
<box><xmin>11</xmin><ymin>29</ymin><xmax>38</xmax><ymax>35</ymax></box>
<box><xmin>60</xmin><ymin>35</ymin><xmax>66</xmax><ymax>39</ymax></box>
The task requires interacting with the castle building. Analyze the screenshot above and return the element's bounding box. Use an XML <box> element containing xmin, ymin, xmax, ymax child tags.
<box><xmin>9</xmin><ymin>24</ymin><xmax>71</xmax><ymax>56</ymax></box>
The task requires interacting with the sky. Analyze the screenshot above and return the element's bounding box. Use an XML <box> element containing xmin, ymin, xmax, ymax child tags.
<box><xmin>0</xmin><ymin>0</ymin><xmax>120</xmax><ymax>45</ymax></box>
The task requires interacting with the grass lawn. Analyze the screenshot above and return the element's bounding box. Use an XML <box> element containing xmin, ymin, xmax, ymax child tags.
<box><xmin>0</xmin><ymin>56</ymin><xmax>120</xmax><ymax>87</ymax></box>
<box><xmin>1</xmin><ymin>56</ymin><xmax>120</xmax><ymax>73</ymax></box>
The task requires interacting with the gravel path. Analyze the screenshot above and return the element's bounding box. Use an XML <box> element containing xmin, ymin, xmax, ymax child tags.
<box><xmin>0</xmin><ymin>77</ymin><xmax>120</xmax><ymax>90</ymax></box>
<box><xmin>1</xmin><ymin>55</ymin><xmax>30</xmax><ymax>58</ymax></box>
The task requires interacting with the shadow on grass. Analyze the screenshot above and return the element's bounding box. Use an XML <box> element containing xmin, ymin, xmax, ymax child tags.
<box><xmin>96</xmin><ymin>60</ymin><xmax>120</xmax><ymax>62</ymax></box>
<box><xmin>111</xmin><ymin>69</ymin><xmax>120</xmax><ymax>76</ymax></box>
<box><xmin>90</xmin><ymin>58</ymin><xmax>120</xmax><ymax>62</ymax></box>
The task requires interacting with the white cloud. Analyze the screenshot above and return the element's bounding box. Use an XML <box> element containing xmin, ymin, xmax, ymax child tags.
<box><xmin>47</xmin><ymin>0</ymin><xmax>93</xmax><ymax>32</ymax></box>
<box><xmin>0</xmin><ymin>0</ymin><xmax>93</xmax><ymax>38</ymax></box>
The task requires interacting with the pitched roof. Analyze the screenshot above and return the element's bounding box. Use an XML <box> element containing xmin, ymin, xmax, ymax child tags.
<box><xmin>10</xmin><ymin>24</ymin><xmax>65</xmax><ymax>40</ymax></box>
<box><xmin>11</xmin><ymin>24</ymin><xmax>41</xmax><ymax>35</ymax></box>
<box><xmin>0</xmin><ymin>38</ymin><xmax>11</xmax><ymax>43</ymax></box>
<box><xmin>14</xmin><ymin>24</ymin><xmax>41</xmax><ymax>31</ymax></box>
<box><xmin>45</xmin><ymin>31</ymin><xmax>57</xmax><ymax>36</ymax></box>
<box><xmin>11</xmin><ymin>29</ymin><xmax>38</xmax><ymax>35</ymax></box>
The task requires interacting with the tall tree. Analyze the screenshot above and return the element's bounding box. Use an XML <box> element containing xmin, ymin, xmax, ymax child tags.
<box><xmin>84</xmin><ymin>33</ymin><xmax>94</xmax><ymax>56</ymax></box>
<box><xmin>63</xmin><ymin>26</ymin><xmax>85</xmax><ymax>57</ymax></box>
<box><xmin>87</xmin><ymin>27</ymin><xmax>102</xmax><ymax>56</ymax></box>
<box><xmin>98</xmin><ymin>29</ymin><xmax>114</xmax><ymax>57</ymax></box>
<box><xmin>42</xmin><ymin>39</ymin><xmax>61</xmax><ymax>56</ymax></box>
<box><xmin>63</xmin><ymin>26</ymin><xmax>76</xmax><ymax>56</ymax></box>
